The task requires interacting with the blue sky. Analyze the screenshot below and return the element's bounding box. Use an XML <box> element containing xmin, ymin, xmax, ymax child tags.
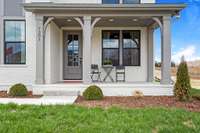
<box><xmin>155</xmin><ymin>0</ymin><xmax>200</xmax><ymax>63</ymax></box>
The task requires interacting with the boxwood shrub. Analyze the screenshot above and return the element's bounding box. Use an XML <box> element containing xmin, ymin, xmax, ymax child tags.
<box><xmin>83</xmin><ymin>85</ymin><xmax>103</xmax><ymax>100</ymax></box>
<box><xmin>9</xmin><ymin>83</ymin><xmax>28</xmax><ymax>97</ymax></box>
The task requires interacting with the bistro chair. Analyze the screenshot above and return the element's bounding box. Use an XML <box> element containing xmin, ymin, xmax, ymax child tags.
<box><xmin>116</xmin><ymin>66</ymin><xmax>125</xmax><ymax>82</ymax></box>
<box><xmin>90</xmin><ymin>64</ymin><xmax>101</xmax><ymax>82</ymax></box>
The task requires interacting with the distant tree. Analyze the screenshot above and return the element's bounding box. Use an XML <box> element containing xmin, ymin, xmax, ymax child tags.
<box><xmin>171</xmin><ymin>61</ymin><xmax>176</xmax><ymax>67</ymax></box>
<box><xmin>174</xmin><ymin>57</ymin><xmax>191</xmax><ymax>101</ymax></box>
<box><xmin>155</xmin><ymin>61</ymin><xmax>161</xmax><ymax>67</ymax></box>
<box><xmin>155</xmin><ymin>61</ymin><xmax>176</xmax><ymax>68</ymax></box>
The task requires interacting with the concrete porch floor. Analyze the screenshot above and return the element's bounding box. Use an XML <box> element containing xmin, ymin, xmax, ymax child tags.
<box><xmin>32</xmin><ymin>82</ymin><xmax>174</xmax><ymax>96</ymax></box>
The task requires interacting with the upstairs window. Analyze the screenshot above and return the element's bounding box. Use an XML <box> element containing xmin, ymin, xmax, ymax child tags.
<box><xmin>102</xmin><ymin>0</ymin><xmax>120</xmax><ymax>4</ymax></box>
<box><xmin>4</xmin><ymin>20</ymin><xmax>26</xmax><ymax>64</ymax></box>
<box><xmin>123</xmin><ymin>0</ymin><xmax>140</xmax><ymax>4</ymax></box>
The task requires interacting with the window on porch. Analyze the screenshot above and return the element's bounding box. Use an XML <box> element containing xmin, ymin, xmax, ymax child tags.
<box><xmin>102</xmin><ymin>30</ymin><xmax>140</xmax><ymax>66</ymax></box>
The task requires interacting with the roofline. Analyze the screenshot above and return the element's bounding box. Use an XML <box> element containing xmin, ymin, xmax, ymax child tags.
<box><xmin>23</xmin><ymin>3</ymin><xmax>186</xmax><ymax>12</ymax></box>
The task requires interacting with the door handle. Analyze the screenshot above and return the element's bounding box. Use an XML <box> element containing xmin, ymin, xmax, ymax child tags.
<box><xmin>79</xmin><ymin>58</ymin><xmax>83</xmax><ymax>64</ymax></box>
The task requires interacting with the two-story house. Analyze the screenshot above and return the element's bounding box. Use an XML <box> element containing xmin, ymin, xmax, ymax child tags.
<box><xmin>0</xmin><ymin>0</ymin><xmax>185</xmax><ymax>96</ymax></box>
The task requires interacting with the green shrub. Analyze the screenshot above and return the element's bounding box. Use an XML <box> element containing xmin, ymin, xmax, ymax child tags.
<box><xmin>174</xmin><ymin>58</ymin><xmax>191</xmax><ymax>101</ymax></box>
<box><xmin>83</xmin><ymin>85</ymin><xmax>103</xmax><ymax>100</ymax></box>
<box><xmin>9</xmin><ymin>83</ymin><xmax>28</xmax><ymax>97</ymax></box>
<box><xmin>103</xmin><ymin>59</ymin><xmax>112</xmax><ymax>65</ymax></box>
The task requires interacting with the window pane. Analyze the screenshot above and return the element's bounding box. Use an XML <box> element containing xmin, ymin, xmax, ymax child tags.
<box><xmin>103</xmin><ymin>49</ymin><xmax>119</xmax><ymax>66</ymax></box>
<box><xmin>123</xmin><ymin>49</ymin><xmax>140</xmax><ymax>66</ymax></box>
<box><xmin>67</xmin><ymin>34</ymin><xmax>79</xmax><ymax>66</ymax></box>
<box><xmin>123</xmin><ymin>0</ymin><xmax>140</xmax><ymax>4</ymax></box>
<box><xmin>123</xmin><ymin>31</ymin><xmax>140</xmax><ymax>48</ymax></box>
<box><xmin>102</xmin><ymin>0</ymin><xmax>119</xmax><ymax>4</ymax></box>
<box><xmin>5</xmin><ymin>21</ymin><xmax>25</xmax><ymax>42</ymax></box>
<box><xmin>5</xmin><ymin>43</ymin><xmax>26</xmax><ymax>64</ymax></box>
<box><xmin>103</xmin><ymin>31</ymin><xmax>119</xmax><ymax>48</ymax></box>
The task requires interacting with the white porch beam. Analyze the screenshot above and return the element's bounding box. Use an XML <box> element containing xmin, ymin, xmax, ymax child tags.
<box><xmin>152</xmin><ymin>17</ymin><xmax>163</xmax><ymax>32</ymax></box>
<box><xmin>161</xmin><ymin>16</ymin><xmax>171</xmax><ymax>84</ymax></box>
<box><xmin>44</xmin><ymin>17</ymin><xmax>54</xmax><ymax>32</ymax></box>
<box><xmin>74</xmin><ymin>17</ymin><xmax>84</xmax><ymax>28</ymax></box>
<box><xmin>92</xmin><ymin>17</ymin><xmax>101</xmax><ymax>30</ymax></box>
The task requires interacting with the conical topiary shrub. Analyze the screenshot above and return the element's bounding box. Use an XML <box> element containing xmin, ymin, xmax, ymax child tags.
<box><xmin>174</xmin><ymin>57</ymin><xmax>191</xmax><ymax>101</ymax></box>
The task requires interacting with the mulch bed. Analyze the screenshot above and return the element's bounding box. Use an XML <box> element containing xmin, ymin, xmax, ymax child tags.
<box><xmin>0</xmin><ymin>91</ymin><xmax>42</xmax><ymax>98</ymax></box>
<box><xmin>75</xmin><ymin>96</ymin><xmax>200</xmax><ymax>112</ymax></box>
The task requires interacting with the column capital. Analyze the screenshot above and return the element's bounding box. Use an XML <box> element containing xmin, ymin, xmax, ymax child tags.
<box><xmin>162</xmin><ymin>16</ymin><xmax>171</xmax><ymax>21</ymax></box>
<box><xmin>148</xmin><ymin>26</ymin><xmax>155</xmax><ymax>32</ymax></box>
<box><xmin>35</xmin><ymin>15</ymin><xmax>44</xmax><ymax>22</ymax></box>
<box><xmin>83</xmin><ymin>16</ymin><xmax>92</xmax><ymax>21</ymax></box>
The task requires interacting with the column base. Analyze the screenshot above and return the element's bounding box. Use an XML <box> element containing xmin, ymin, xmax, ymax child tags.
<box><xmin>35</xmin><ymin>79</ymin><xmax>45</xmax><ymax>84</ymax></box>
<box><xmin>161</xmin><ymin>79</ymin><xmax>171</xmax><ymax>85</ymax></box>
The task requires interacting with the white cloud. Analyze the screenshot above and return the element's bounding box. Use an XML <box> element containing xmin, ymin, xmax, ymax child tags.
<box><xmin>172</xmin><ymin>45</ymin><xmax>200</xmax><ymax>63</ymax></box>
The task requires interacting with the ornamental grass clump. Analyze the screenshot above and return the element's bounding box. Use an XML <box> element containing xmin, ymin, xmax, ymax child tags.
<box><xmin>83</xmin><ymin>85</ymin><xmax>104</xmax><ymax>100</ymax></box>
<box><xmin>9</xmin><ymin>83</ymin><xmax>28</xmax><ymax>97</ymax></box>
<box><xmin>174</xmin><ymin>57</ymin><xmax>191</xmax><ymax>101</ymax></box>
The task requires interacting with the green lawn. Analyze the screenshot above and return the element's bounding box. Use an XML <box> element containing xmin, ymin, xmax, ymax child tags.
<box><xmin>0</xmin><ymin>104</ymin><xmax>200</xmax><ymax>133</ymax></box>
<box><xmin>191</xmin><ymin>88</ymin><xmax>200</xmax><ymax>97</ymax></box>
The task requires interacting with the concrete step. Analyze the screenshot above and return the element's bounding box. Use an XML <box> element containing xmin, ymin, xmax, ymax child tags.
<box><xmin>43</xmin><ymin>90</ymin><xmax>80</xmax><ymax>96</ymax></box>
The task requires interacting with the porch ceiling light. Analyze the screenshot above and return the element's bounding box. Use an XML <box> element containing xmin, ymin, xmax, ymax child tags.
<box><xmin>132</xmin><ymin>18</ymin><xmax>138</xmax><ymax>22</ymax></box>
<box><xmin>109</xmin><ymin>18</ymin><xmax>114</xmax><ymax>22</ymax></box>
<box><xmin>67</xmin><ymin>19</ymin><xmax>72</xmax><ymax>22</ymax></box>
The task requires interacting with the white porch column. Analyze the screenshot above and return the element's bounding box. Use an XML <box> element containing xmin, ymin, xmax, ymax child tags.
<box><xmin>35</xmin><ymin>15</ymin><xmax>45</xmax><ymax>84</ymax></box>
<box><xmin>161</xmin><ymin>16</ymin><xmax>171</xmax><ymax>84</ymax></box>
<box><xmin>82</xmin><ymin>16</ymin><xmax>92</xmax><ymax>83</ymax></box>
<box><xmin>0</xmin><ymin>0</ymin><xmax>4</xmax><ymax>64</ymax></box>
<box><xmin>147</xmin><ymin>27</ymin><xmax>154</xmax><ymax>82</ymax></box>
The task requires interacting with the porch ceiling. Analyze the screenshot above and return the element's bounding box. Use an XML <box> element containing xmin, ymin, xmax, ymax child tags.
<box><xmin>53</xmin><ymin>17</ymin><xmax>155</xmax><ymax>28</ymax></box>
<box><xmin>24</xmin><ymin>3</ymin><xmax>186</xmax><ymax>17</ymax></box>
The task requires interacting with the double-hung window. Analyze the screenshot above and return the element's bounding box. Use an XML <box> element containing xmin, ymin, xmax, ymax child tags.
<box><xmin>102</xmin><ymin>0</ymin><xmax>119</xmax><ymax>4</ymax></box>
<box><xmin>123</xmin><ymin>0</ymin><xmax>140</xmax><ymax>4</ymax></box>
<box><xmin>102</xmin><ymin>31</ymin><xmax>120</xmax><ymax>66</ymax></box>
<box><xmin>102</xmin><ymin>30</ymin><xmax>140</xmax><ymax>66</ymax></box>
<box><xmin>4</xmin><ymin>20</ymin><xmax>26</xmax><ymax>64</ymax></box>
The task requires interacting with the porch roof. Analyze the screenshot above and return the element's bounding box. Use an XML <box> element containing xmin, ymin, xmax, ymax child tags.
<box><xmin>23</xmin><ymin>3</ymin><xmax>186</xmax><ymax>16</ymax></box>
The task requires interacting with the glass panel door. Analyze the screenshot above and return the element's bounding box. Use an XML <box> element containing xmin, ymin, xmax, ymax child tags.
<box><xmin>63</xmin><ymin>31</ymin><xmax>82</xmax><ymax>80</ymax></box>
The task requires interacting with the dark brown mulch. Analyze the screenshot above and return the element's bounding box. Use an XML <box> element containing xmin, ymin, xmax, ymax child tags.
<box><xmin>75</xmin><ymin>96</ymin><xmax>200</xmax><ymax>112</ymax></box>
<box><xmin>0</xmin><ymin>91</ymin><xmax>42</xmax><ymax>98</ymax></box>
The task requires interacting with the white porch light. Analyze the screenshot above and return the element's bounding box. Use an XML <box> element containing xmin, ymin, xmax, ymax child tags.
<box><xmin>132</xmin><ymin>18</ymin><xmax>138</xmax><ymax>22</ymax></box>
<box><xmin>109</xmin><ymin>18</ymin><xmax>114</xmax><ymax>22</ymax></box>
<box><xmin>67</xmin><ymin>19</ymin><xmax>72</xmax><ymax>22</ymax></box>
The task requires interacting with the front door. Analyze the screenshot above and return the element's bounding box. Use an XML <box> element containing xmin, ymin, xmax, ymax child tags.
<box><xmin>63</xmin><ymin>31</ymin><xmax>82</xmax><ymax>80</ymax></box>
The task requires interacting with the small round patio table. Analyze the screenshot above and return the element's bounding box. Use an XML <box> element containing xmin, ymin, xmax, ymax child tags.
<box><xmin>102</xmin><ymin>65</ymin><xmax>114</xmax><ymax>82</ymax></box>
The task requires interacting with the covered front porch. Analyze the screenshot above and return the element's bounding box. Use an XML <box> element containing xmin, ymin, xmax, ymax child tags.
<box><xmin>24</xmin><ymin>3</ymin><xmax>185</xmax><ymax>86</ymax></box>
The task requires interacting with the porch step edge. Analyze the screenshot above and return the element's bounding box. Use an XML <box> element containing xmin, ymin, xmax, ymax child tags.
<box><xmin>43</xmin><ymin>91</ymin><xmax>80</xmax><ymax>96</ymax></box>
